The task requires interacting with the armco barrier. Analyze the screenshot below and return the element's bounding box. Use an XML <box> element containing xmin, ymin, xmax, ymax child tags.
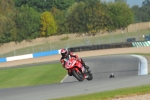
<box><xmin>6</xmin><ymin>54</ymin><xmax>33</xmax><ymax>62</ymax></box>
<box><xmin>0</xmin><ymin>58</ymin><xmax>7</xmax><ymax>63</ymax></box>
<box><xmin>0</xmin><ymin>50</ymin><xmax>59</xmax><ymax>63</ymax></box>
<box><xmin>33</xmin><ymin>50</ymin><xmax>59</xmax><ymax>58</ymax></box>
<box><xmin>69</xmin><ymin>42</ymin><xmax>132</xmax><ymax>52</ymax></box>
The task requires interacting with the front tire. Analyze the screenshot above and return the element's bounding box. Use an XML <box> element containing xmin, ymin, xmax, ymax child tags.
<box><xmin>72</xmin><ymin>69</ymin><xmax>84</xmax><ymax>82</ymax></box>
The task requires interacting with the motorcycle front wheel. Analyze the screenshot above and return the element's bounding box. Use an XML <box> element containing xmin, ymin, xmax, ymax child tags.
<box><xmin>72</xmin><ymin>69</ymin><xmax>84</xmax><ymax>82</ymax></box>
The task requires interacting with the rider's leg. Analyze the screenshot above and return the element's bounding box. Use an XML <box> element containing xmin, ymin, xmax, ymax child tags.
<box><xmin>80</xmin><ymin>58</ymin><xmax>90</xmax><ymax>71</ymax></box>
<box><xmin>79</xmin><ymin>59</ymin><xmax>91</xmax><ymax>78</ymax></box>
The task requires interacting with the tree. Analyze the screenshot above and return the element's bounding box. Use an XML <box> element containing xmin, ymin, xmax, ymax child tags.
<box><xmin>66</xmin><ymin>0</ymin><xmax>106</xmax><ymax>35</ymax></box>
<box><xmin>132</xmin><ymin>5</ymin><xmax>141</xmax><ymax>22</ymax></box>
<box><xmin>141</xmin><ymin>0</ymin><xmax>150</xmax><ymax>22</ymax></box>
<box><xmin>51</xmin><ymin>7</ymin><xmax>67</xmax><ymax>34</ymax></box>
<box><xmin>0</xmin><ymin>14</ymin><xmax>7</xmax><ymax>44</ymax></box>
<box><xmin>115</xmin><ymin>0</ymin><xmax>127</xmax><ymax>3</ymax></box>
<box><xmin>53</xmin><ymin>0</ymin><xmax>75</xmax><ymax>10</ymax></box>
<box><xmin>106</xmin><ymin>2</ymin><xmax>134</xmax><ymax>31</ymax></box>
<box><xmin>142</xmin><ymin>0</ymin><xmax>150</xmax><ymax>6</ymax></box>
<box><xmin>40</xmin><ymin>11</ymin><xmax>57</xmax><ymax>36</ymax></box>
<box><xmin>132</xmin><ymin>0</ymin><xmax>150</xmax><ymax>23</ymax></box>
<box><xmin>66</xmin><ymin>1</ymin><xmax>87</xmax><ymax>33</ymax></box>
<box><xmin>84</xmin><ymin>0</ymin><xmax>105</xmax><ymax>34</ymax></box>
<box><xmin>74</xmin><ymin>0</ymin><xmax>87</xmax><ymax>3</ymax></box>
<box><xmin>15</xmin><ymin>5</ymin><xmax>40</xmax><ymax>42</ymax></box>
<box><xmin>140</xmin><ymin>6</ymin><xmax>150</xmax><ymax>22</ymax></box>
<box><xmin>0</xmin><ymin>0</ymin><xmax>15</xmax><ymax>15</ymax></box>
<box><xmin>0</xmin><ymin>0</ymin><xmax>17</xmax><ymax>44</ymax></box>
<box><xmin>14</xmin><ymin>0</ymin><xmax>48</xmax><ymax>12</ymax></box>
<box><xmin>1</xmin><ymin>18</ymin><xmax>17</xmax><ymax>43</ymax></box>
<box><xmin>14</xmin><ymin>0</ymin><xmax>75</xmax><ymax>11</ymax></box>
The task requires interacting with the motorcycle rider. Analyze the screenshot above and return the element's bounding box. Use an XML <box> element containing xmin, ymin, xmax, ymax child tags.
<box><xmin>60</xmin><ymin>48</ymin><xmax>90</xmax><ymax>76</ymax></box>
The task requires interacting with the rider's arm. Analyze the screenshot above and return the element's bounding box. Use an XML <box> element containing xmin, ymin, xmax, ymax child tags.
<box><xmin>70</xmin><ymin>52</ymin><xmax>83</xmax><ymax>63</ymax></box>
<box><xmin>60</xmin><ymin>59</ymin><xmax>65</xmax><ymax>68</ymax></box>
<box><xmin>70</xmin><ymin>52</ymin><xmax>79</xmax><ymax>59</ymax></box>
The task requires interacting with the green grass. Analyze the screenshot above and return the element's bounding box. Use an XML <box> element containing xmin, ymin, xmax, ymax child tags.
<box><xmin>0</xmin><ymin>63</ymin><xmax>66</xmax><ymax>89</ymax></box>
<box><xmin>133</xmin><ymin>53</ymin><xmax>150</xmax><ymax>56</ymax></box>
<box><xmin>51</xmin><ymin>84</ymin><xmax>150</xmax><ymax>100</ymax></box>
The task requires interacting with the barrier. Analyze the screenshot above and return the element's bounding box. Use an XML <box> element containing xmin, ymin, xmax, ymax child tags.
<box><xmin>0</xmin><ymin>41</ymin><xmax>148</xmax><ymax>63</ymax></box>
<box><xmin>0</xmin><ymin>58</ymin><xmax>7</xmax><ymax>63</ymax></box>
<box><xmin>132</xmin><ymin>41</ymin><xmax>150</xmax><ymax>47</ymax></box>
<box><xmin>131</xmin><ymin>55</ymin><xmax>148</xmax><ymax>75</ymax></box>
<box><xmin>33</xmin><ymin>50</ymin><xmax>59</xmax><ymax>58</ymax></box>
<box><xmin>6</xmin><ymin>54</ymin><xmax>33</xmax><ymax>62</ymax></box>
<box><xmin>3</xmin><ymin>50</ymin><xmax>59</xmax><ymax>62</ymax></box>
<box><xmin>69</xmin><ymin>42</ymin><xmax>132</xmax><ymax>52</ymax></box>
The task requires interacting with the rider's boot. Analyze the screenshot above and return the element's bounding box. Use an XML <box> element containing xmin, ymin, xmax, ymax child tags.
<box><xmin>83</xmin><ymin>64</ymin><xmax>91</xmax><ymax>73</ymax></box>
<box><xmin>80</xmin><ymin>58</ymin><xmax>91</xmax><ymax>73</ymax></box>
<box><xmin>84</xmin><ymin>65</ymin><xmax>89</xmax><ymax>70</ymax></box>
<box><xmin>85</xmin><ymin>65</ymin><xmax>91</xmax><ymax>74</ymax></box>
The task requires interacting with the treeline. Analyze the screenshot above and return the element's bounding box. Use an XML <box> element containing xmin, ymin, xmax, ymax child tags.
<box><xmin>132</xmin><ymin>0</ymin><xmax>150</xmax><ymax>22</ymax></box>
<box><xmin>0</xmin><ymin>0</ymin><xmax>138</xmax><ymax>44</ymax></box>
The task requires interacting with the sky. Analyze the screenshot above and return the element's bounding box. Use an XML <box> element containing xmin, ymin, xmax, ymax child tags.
<box><xmin>103</xmin><ymin>0</ymin><xmax>144</xmax><ymax>7</ymax></box>
<box><xmin>127</xmin><ymin>0</ymin><xmax>144</xmax><ymax>7</ymax></box>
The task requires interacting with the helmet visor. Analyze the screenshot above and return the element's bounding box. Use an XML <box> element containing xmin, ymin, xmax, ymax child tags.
<box><xmin>61</xmin><ymin>52</ymin><xmax>67</xmax><ymax>56</ymax></box>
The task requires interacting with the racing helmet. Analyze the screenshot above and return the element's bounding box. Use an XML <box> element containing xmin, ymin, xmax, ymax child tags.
<box><xmin>60</xmin><ymin>48</ymin><xmax>68</xmax><ymax>57</ymax></box>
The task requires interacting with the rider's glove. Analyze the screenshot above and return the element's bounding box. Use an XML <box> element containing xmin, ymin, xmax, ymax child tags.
<box><xmin>76</xmin><ymin>58</ymin><xmax>79</xmax><ymax>61</ymax></box>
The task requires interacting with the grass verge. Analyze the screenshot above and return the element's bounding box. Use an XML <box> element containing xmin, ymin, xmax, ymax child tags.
<box><xmin>51</xmin><ymin>84</ymin><xmax>150</xmax><ymax>100</ymax></box>
<box><xmin>0</xmin><ymin>63</ymin><xmax>66</xmax><ymax>89</ymax></box>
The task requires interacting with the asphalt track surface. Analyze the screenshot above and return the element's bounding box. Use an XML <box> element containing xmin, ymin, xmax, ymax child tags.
<box><xmin>0</xmin><ymin>55</ymin><xmax>150</xmax><ymax>100</ymax></box>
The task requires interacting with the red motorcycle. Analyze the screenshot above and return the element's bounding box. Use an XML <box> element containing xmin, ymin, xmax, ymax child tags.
<box><xmin>65</xmin><ymin>57</ymin><xmax>93</xmax><ymax>81</ymax></box>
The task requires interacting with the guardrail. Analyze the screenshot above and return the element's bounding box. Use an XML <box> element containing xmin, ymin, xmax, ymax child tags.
<box><xmin>0</xmin><ymin>41</ymin><xmax>149</xmax><ymax>63</ymax></box>
<box><xmin>0</xmin><ymin>50</ymin><xmax>60</xmax><ymax>63</ymax></box>
<box><xmin>68</xmin><ymin>42</ymin><xmax>132</xmax><ymax>52</ymax></box>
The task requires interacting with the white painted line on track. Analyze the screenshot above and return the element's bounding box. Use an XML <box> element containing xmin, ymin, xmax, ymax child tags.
<box><xmin>61</xmin><ymin>75</ymin><xmax>68</xmax><ymax>83</ymax></box>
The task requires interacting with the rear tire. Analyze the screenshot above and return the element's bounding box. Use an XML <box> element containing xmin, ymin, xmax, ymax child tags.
<box><xmin>72</xmin><ymin>69</ymin><xmax>84</xmax><ymax>82</ymax></box>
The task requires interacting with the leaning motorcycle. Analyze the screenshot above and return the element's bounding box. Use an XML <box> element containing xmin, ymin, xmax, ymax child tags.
<box><xmin>65</xmin><ymin>57</ymin><xmax>93</xmax><ymax>82</ymax></box>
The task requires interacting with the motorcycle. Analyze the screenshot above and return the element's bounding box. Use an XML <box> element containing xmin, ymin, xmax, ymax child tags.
<box><xmin>65</xmin><ymin>57</ymin><xmax>93</xmax><ymax>82</ymax></box>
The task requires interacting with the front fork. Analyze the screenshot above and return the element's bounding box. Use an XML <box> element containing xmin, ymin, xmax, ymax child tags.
<box><xmin>81</xmin><ymin>66</ymin><xmax>86</xmax><ymax>73</ymax></box>
<box><xmin>74</xmin><ymin>67</ymin><xmax>87</xmax><ymax>78</ymax></box>
<box><xmin>81</xmin><ymin>66</ymin><xmax>88</xmax><ymax>78</ymax></box>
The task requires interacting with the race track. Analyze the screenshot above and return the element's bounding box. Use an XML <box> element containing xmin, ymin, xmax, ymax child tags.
<box><xmin>0</xmin><ymin>55</ymin><xmax>150</xmax><ymax>100</ymax></box>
